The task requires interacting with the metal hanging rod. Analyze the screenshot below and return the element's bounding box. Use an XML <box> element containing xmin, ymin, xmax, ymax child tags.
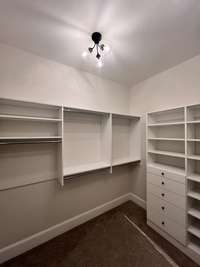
<box><xmin>0</xmin><ymin>140</ymin><xmax>62</xmax><ymax>145</ymax></box>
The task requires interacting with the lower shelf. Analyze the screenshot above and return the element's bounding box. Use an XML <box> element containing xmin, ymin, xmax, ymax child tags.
<box><xmin>188</xmin><ymin>208</ymin><xmax>200</xmax><ymax>220</ymax></box>
<box><xmin>112</xmin><ymin>157</ymin><xmax>140</xmax><ymax>167</ymax></box>
<box><xmin>64</xmin><ymin>162</ymin><xmax>111</xmax><ymax>177</ymax></box>
<box><xmin>188</xmin><ymin>190</ymin><xmax>200</xmax><ymax>201</ymax></box>
<box><xmin>188</xmin><ymin>225</ymin><xmax>200</xmax><ymax>239</ymax></box>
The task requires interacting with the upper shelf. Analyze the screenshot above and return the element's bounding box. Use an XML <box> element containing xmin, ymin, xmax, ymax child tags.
<box><xmin>148</xmin><ymin>122</ymin><xmax>185</xmax><ymax>127</ymax></box>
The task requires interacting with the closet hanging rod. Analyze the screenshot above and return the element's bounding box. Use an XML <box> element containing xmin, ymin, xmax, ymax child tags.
<box><xmin>0</xmin><ymin>140</ymin><xmax>62</xmax><ymax>145</ymax></box>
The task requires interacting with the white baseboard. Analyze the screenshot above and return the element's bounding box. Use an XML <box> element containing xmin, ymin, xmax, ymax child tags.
<box><xmin>0</xmin><ymin>193</ymin><xmax>146</xmax><ymax>264</ymax></box>
<box><xmin>128</xmin><ymin>193</ymin><xmax>146</xmax><ymax>209</ymax></box>
<box><xmin>0</xmin><ymin>193</ymin><xmax>132</xmax><ymax>264</ymax></box>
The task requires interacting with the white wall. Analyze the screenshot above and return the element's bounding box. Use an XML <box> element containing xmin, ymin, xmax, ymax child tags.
<box><xmin>0</xmin><ymin>43</ymin><xmax>131</xmax><ymax>249</ymax></box>
<box><xmin>130</xmin><ymin>55</ymin><xmax>200</xmax><ymax>200</ymax></box>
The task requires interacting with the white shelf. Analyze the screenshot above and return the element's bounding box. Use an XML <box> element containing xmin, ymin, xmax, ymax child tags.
<box><xmin>188</xmin><ymin>208</ymin><xmax>200</xmax><ymax>220</ymax></box>
<box><xmin>187</xmin><ymin>174</ymin><xmax>200</xmax><ymax>183</ymax></box>
<box><xmin>188</xmin><ymin>242</ymin><xmax>200</xmax><ymax>255</ymax></box>
<box><xmin>187</xmin><ymin>120</ymin><xmax>200</xmax><ymax>124</ymax></box>
<box><xmin>187</xmin><ymin>155</ymin><xmax>200</xmax><ymax>161</ymax></box>
<box><xmin>64</xmin><ymin>162</ymin><xmax>110</xmax><ymax>176</ymax></box>
<box><xmin>187</xmin><ymin>139</ymin><xmax>200</xmax><ymax>142</ymax></box>
<box><xmin>0</xmin><ymin>114</ymin><xmax>62</xmax><ymax>122</ymax></box>
<box><xmin>148</xmin><ymin>149</ymin><xmax>185</xmax><ymax>158</ymax></box>
<box><xmin>147</xmin><ymin>162</ymin><xmax>185</xmax><ymax>176</ymax></box>
<box><xmin>112</xmin><ymin>157</ymin><xmax>140</xmax><ymax>167</ymax></box>
<box><xmin>188</xmin><ymin>226</ymin><xmax>200</xmax><ymax>239</ymax></box>
<box><xmin>148</xmin><ymin>137</ymin><xmax>184</xmax><ymax>141</ymax></box>
<box><xmin>148</xmin><ymin>122</ymin><xmax>184</xmax><ymax>127</ymax></box>
<box><xmin>188</xmin><ymin>190</ymin><xmax>200</xmax><ymax>201</ymax></box>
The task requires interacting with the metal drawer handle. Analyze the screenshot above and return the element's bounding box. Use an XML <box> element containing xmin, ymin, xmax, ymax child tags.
<box><xmin>161</xmin><ymin>206</ymin><xmax>165</xmax><ymax>210</ymax></box>
<box><xmin>161</xmin><ymin>193</ymin><xmax>165</xmax><ymax>197</ymax></box>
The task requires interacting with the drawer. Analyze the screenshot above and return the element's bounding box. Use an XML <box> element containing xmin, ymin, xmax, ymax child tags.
<box><xmin>147</xmin><ymin>173</ymin><xmax>186</xmax><ymax>196</ymax></box>
<box><xmin>147</xmin><ymin>165</ymin><xmax>185</xmax><ymax>184</ymax></box>
<box><xmin>147</xmin><ymin>209</ymin><xmax>186</xmax><ymax>245</ymax></box>
<box><xmin>147</xmin><ymin>183</ymin><xmax>186</xmax><ymax>210</ymax></box>
<box><xmin>147</xmin><ymin>192</ymin><xmax>186</xmax><ymax>226</ymax></box>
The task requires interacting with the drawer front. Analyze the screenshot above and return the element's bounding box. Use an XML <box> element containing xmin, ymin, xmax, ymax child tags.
<box><xmin>147</xmin><ymin>183</ymin><xmax>186</xmax><ymax>210</ymax></box>
<box><xmin>147</xmin><ymin>173</ymin><xmax>186</xmax><ymax>196</ymax></box>
<box><xmin>147</xmin><ymin>209</ymin><xmax>186</xmax><ymax>245</ymax></box>
<box><xmin>147</xmin><ymin>192</ymin><xmax>186</xmax><ymax>226</ymax></box>
<box><xmin>147</xmin><ymin>165</ymin><xmax>185</xmax><ymax>184</ymax></box>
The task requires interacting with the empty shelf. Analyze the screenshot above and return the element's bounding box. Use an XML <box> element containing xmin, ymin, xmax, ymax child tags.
<box><xmin>64</xmin><ymin>162</ymin><xmax>110</xmax><ymax>176</ymax></box>
<box><xmin>187</xmin><ymin>174</ymin><xmax>200</xmax><ymax>183</ymax></box>
<box><xmin>0</xmin><ymin>114</ymin><xmax>62</xmax><ymax>122</ymax></box>
<box><xmin>188</xmin><ymin>226</ymin><xmax>200</xmax><ymax>239</ymax></box>
<box><xmin>148</xmin><ymin>138</ymin><xmax>184</xmax><ymax>141</ymax></box>
<box><xmin>188</xmin><ymin>190</ymin><xmax>200</xmax><ymax>201</ymax></box>
<box><xmin>147</xmin><ymin>163</ymin><xmax>185</xmax><ymax>176</ymax></box>
<box><xmin>148</xmin><ymin>122</ymin><xmax>185</xmax><ymax>127</ymax></box>
<box><xmin>187</xmin><ymin>120</ymin><xmax>200</xmax><ymax>124</ymax></box>
<box><xmin>148</xmin><ymin>150</ymin><xmax>185</xmax><ymax>158</ymax></box>
<box><xmin>188</xmin><ymin>208</ymin><xmax>200</xmax><ymax>220</ymax></box>
<box><xmin>112</xmin><ymin>157</ymin><xmax>140</xmax><ymax>167</ymax></box>
<box><xmin>187</xmin><ymin>155</ymin><xmax>200</xmax><ymax>161</ymax></box>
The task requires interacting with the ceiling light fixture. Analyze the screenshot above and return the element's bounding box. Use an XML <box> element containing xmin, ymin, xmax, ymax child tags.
<box><xmin>88</xmin><ymin>32</ymin><xmax>105</xmax><ymax>60</ymax></box>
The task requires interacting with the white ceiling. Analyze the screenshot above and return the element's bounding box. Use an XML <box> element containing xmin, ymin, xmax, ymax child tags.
<box><xmin>0</xmin><ymin>0</ymin><xmax>200</xmax><ymax>86</ymax></box>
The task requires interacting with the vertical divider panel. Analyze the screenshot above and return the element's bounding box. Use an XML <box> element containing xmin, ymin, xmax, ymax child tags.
<box><xmin>110</xmin><ymin>114</ymin><xmax>113</xmax><ymax>173</ymax></box>
<box><xmin>58</xmin><ymin>106</ymin><xmax>64</xmax><ymax>186</ymax></box>
<box><xmin>185</xmin><ymin>106</ymin><xmax>189</xmax><ymax>244</ymax></box>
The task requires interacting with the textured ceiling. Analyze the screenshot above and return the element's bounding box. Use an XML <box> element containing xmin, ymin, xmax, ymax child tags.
<box><xmin>0</xmin><ymin>0</ymin><xmax>200</xmax><ymax>86</ymax></box>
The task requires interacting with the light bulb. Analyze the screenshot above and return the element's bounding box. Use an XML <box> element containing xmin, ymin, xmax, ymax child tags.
<box><xmin>97</xmin><ymin>61</ymin><xmax>103</xmax><ymax>68</ymax></box>
<box><xmin>82</xmin><ymin>51</ymin><xmax>88</xmax><ymax>57</ymax></box>
<box><xmin>104</xmin><ymin>45</ymin><xmax>110</xmax><ymax>53</ymax></box>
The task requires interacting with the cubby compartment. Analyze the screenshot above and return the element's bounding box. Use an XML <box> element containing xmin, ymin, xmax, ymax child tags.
<box><xmin>188</xmin><ymin>180</ymin><xmax>200</xmax><ymax>201</ymax></box>
<box><xmin>148</xmin><ymin>153</ymin><xmax>185</xmax><ymax>175</ymax></box>
<box><xmin>187</xmin><ymin>123</ymin><xmax>200</xmax><ymax>141</ymax></box>
<box><xmin>112</xmin><ymin>114</ymin><xmax>140</xmax><ymax>166</ymax></box>
<box><xmin>188</xmin><ymin>198</ymin><xmax>200</xmax><ymax>220</ymax></box>
<box><xmin>0</xmin><ymin>143</ymin><xmax>59</xmax><ymax>190</ymax></box>
<box><xmin>148</xmin><ymin>124</ymin><xmax>184</xmax><ymax>140</ymax></box>
<box><xmin>63</xmin><ymin>109</ymin><xmax>111</xmax><ymax>176</ymax></box>
<box><xmin>148</xmin><ymin>107</ymin><xmax>184</xmax><ymax>125</ymax></box>
<box><xmin>148</xmin><ymin>139</ymin><xmax>185</xmax><ymax>158</ymax></box>
<box><xmin>187</xmin><ymin>141</ymin><xmax>200</xmax><ymax>160</ymax></box>
<box><xmin>188</xmin><ymin>216</ymin><xmax>200</xmax><ymax>239</ymax></box>
<box><xmin>187</xmin><ymin>159</ymin><xmax>200</xmax><ymax>182</ymax></box>
<box><xmin>187</xmin><ymin>104</ymin><xmax>200</xmax><ymax>122</ymax></box>
<box><xmin>188</xmin><ymin>234</ymin><xmax>200</xmax><ymax>255</ymax></box>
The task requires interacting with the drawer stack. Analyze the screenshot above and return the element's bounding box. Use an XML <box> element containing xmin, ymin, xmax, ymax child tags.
<box><xmin>147</xmin><ymin>165</ymin><xmax>186</xmax><ymax>244</ymax></box>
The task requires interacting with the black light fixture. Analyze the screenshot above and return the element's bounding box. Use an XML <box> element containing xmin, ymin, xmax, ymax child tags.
<box><xmin>88</xmin><ymin>32</ymin><xmax>105</xmax><ymax>60</ymax></box>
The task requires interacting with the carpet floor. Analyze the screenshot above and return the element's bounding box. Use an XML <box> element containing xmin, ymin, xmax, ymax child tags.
<box><xmin>1</xmin><ymin>201</ymin><xmax>198</xmax><ymax>267</ymax></box>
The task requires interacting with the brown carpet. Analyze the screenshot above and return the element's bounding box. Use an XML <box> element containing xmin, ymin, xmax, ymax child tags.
<box><xmin>1</xmin><ymin>201</ymin><xmax>198</xmax><ymax>267</ymax></box>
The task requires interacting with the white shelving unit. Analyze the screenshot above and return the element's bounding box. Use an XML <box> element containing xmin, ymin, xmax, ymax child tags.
<box><xmin>0</xmin><ymin>98</ymin><xmax>63</xmax><ymax>190</ymax></box>
<box><xmin>0</xmin><ymin>98</ymin><xmax>141</xmax><ymax>189</ymax></box>
<box><xmin>112</xmin><ymin>114</ymin><xmax>140</xmax><ymax>167</ymax></box>
<box><xmin>147</xmin><ymin>105</ymin><xmax>200</xmax><ymax>263</ymax></box>
<box><xmin>187</xmin><ymin>104</ymin><xmax>200</xmax><ymax>261</ymax></box>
